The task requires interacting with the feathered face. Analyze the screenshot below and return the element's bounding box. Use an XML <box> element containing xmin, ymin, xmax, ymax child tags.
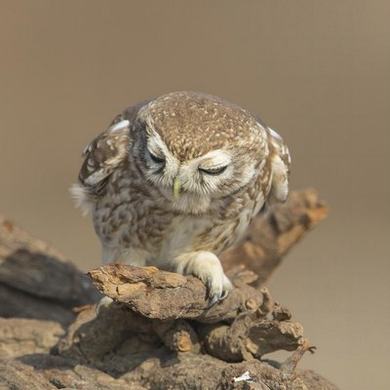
<box><xmin>140</xmin><ymin>128</ymin><xmax>256</xmax><ymax>197</ymax></box>
<box><xmin>131</xmin><ymin>93</ymin><xmax>269</xmax><ymax>214</ymax></box>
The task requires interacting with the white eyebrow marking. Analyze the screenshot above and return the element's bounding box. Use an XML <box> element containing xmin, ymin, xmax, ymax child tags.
<box><xmin>197</xmin><ymin>149</ymin><xmax>231</xmax><ymax>168</ymax></box>
<box><xmin>109</xmin><ymin>119</ymin><xmax>130</xmax><ymax>133</ymax></box>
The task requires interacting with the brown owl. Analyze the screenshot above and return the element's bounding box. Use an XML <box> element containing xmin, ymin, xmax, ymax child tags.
<box><xmin>71</xmin><ymin>91</ymin><xmax>290</xmax><ymax>304</ymax></box>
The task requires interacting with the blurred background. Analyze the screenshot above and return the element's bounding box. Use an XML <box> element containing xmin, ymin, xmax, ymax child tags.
<box><xmin>0</xmin><ymin>1</ymin><xmax>389</xmax><ymax>388</ymax></box>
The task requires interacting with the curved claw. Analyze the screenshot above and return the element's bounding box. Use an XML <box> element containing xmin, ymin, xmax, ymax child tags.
<box><xmin>219</xmin><ymin>288</ymin><xmax>229</xmax><ymax>301</ymax></box>
<box><xmin>206</xmin><ymin>277</ymin><xmax>232</xmax><ymax>307</ymax></box>
<box><xmin>207</xmin><ymin>293</ymin><xmax>220</xmax><ymax>308</ymax></box>
<box><xmin>173</xmin><ymin>251</ymin><xmax>233</xmax><ymax>309</ymax></box>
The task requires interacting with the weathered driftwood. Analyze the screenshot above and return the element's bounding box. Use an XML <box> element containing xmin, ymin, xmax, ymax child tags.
<box><xmin>6</xmin><ymin>303</ymin><xmax>334</xmax><ymax>390</ymax></box>
<box><xmin>1</xmin><ymin>348</ymin><xmax>338</xmax><ymax>390</ymax></box>
<box><xmin>0</xmin><ymin>215</ymin><xmax>99</xmax><ymax>306</ymax></box>
<box><xmin>88</xmin><ymin>265</ymin><xmax>311</xmax><ymax>364</ymax></box>
<box><xmin>0</xmin><ymin>318</ymin><xmax>64</xmax><ymax>359</ymax></box>
<box><xmin>0</xmin><ymin>283</ymin><xmax>76</xmax><ymax>326</ymax></box>
<box><xmin>0</xmin><ymin>215</ymin><xmax>100</xmax><ymax>327</ymax></box>
<box><xmin>88</xmin><ymin>264</ymin><xmax>264</xmax><ymax>323</ymax></box>
<box><xmin>0</xmin><ymin>189</ymin><xmax>338</xmax><ymax>389</ymax></box>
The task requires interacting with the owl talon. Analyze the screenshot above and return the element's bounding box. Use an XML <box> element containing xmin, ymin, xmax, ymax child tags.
<box><xmin>206</xmin><ymin>285</ymin><xmax>231</xmax><ymax>307</ymax></box>
<box><xmin>219</xmin><ymin>289</ymin><xmax>229</xmax><ymax>301</ymax></box>
<box><xmin>221</xmin><ymin>274</ymin><xmax>233</xmax><ymax>299</ymax></box>
<box><xmin>206</xmin><ymin>280</ymin><xmax>222</xmax><ymax>307</ymax></box>
<box><xmin>207</xmin><ymin>294</ymin><xmax>220</xmax><ymax>308</ymax></box>
<box><xmin>174</xmin><ymin>251</ymin><xmax>232</xmax><ymax>308</ymax></box>
<box><xmin>206</xmin><ymin>274</ymin><xmax>233</xmax><ymax>307</ymax></box>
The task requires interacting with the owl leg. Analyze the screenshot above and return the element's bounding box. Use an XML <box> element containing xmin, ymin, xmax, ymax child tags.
<box><xmin>172</xmin><ymin>251</ymin><xmax>233</xmax><ymax>306</ymax></box>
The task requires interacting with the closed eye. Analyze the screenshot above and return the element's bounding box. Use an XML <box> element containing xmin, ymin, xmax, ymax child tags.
<box><xmin>198</xmin><ymin>165</ymin><xmax>228</xmax><ymax>175</ymax></box>
<box><xmin>148</xmin><ymin>150</ymin><xmax>165</xmax><ymax>164</ymax></box>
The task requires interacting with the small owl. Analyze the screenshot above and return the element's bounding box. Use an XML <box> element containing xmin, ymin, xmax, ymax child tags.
<box><xmin>71</xmin><ymin>91</ymin><xmax>290</xmax><ymax>304</ymax></box>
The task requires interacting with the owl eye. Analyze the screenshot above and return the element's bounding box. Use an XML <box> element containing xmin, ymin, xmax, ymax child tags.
<box><xmin>199</xmin><ymin>165</ymin><xmax>228</xmax><ymax>175</ymax></box>
<box><xmin>148</xmin><ymin>150</ymin><xmax>165</xmax><ymax>164</ymax></box>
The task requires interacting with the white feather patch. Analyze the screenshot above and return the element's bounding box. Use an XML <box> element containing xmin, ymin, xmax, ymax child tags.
<box><xmin>69</xmin><ymin>183</ymin><xmax>93</xmax><ymax>215</ymax></box>
<box><xmin>109</xmin><ymin>119</ymin><xmax>130</xmax><ymax>133</ymax></box>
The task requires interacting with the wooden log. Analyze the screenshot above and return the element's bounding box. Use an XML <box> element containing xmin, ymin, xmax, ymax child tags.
<box><xmin>0</xmin><ymin>215</ymin><xmax>99</xmax><ymax>306</ymax></box>
<box><xmin>0</xmin><ymin>284</ymin><xmax>75</xmax><ymax>326</ymax></box>
<box><xmin>0</xmin><ymin>318</ymin><xmax>64</xmax><ymax>359</ymax></box>
<box><xmin>88</xmin><ymin>264</ymin><xmax>264</xmax><ymax>323</ymax></box>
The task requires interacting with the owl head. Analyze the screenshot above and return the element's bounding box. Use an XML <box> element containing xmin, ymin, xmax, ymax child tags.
<box><xmin>73</xmin><ymin>91</ymin><xmax>289</xmax><ymax>217</ymax></box>
<box><xmin>127</xmin><ymin>92</ymin><xmax>271</xmax><ymax>213</ymax></box>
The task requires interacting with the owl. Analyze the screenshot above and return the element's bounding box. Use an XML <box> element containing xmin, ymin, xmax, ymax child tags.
<box><xmin>71</xmin><ymin>91</ymin><xmax>290</xmax><ymax>305</ymax></box>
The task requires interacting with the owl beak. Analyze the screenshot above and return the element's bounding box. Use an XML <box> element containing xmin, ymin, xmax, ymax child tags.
<box><xmin>173</xmin><ymin>177</ymin><xmax>181</xmax><ymax>198</ymax></box>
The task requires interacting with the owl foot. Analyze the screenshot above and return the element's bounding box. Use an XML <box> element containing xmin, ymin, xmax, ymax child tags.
<box><xmin>207</xmin><ymin>274</ymin><xmax>233</xmax><ymax>307</ymax></box>
<box><xmin>173</xmin><ymin>251</ymin><xmax>233</xmax><ymax>306</ymax></box>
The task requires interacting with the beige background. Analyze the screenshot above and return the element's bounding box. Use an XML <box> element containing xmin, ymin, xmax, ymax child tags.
<box><xmin>0</xmin><ymin>1</ymin><xmax>389</xmax><ymax>389</ymax></box>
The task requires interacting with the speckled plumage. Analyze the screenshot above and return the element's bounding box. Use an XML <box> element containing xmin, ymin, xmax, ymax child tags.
<box><xmin>72</xmin><ymin>91</ymin><xmax>291</xmax><ymax>303</ymax></box>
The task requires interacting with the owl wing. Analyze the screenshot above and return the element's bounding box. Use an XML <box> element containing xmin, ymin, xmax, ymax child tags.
<box><xmin>267</xmin><ymin>127</ymin><xmax>291</xmax><ymax>203</ymax></box>
<box><xmin>70</xmin><ymin>114</ymin><xmax>132</xmax><ymax>214</ymax></box>
<box><xmin>71</xmin><ymin>101</ymin><xmax>152</xmax><ymax>213</ymax></box>
<box><xmin>78</xmin><ymin>117</ymin><xmax>130</xmax><ymax>195</ymax></box>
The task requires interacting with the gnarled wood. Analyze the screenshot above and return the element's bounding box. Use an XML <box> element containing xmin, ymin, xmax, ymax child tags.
<box><xmin>88</xmin><ymin>266</ymin><xmax>309</xmax><ymax>364</ymax></box>
<box><xmin>0</xmin><ymin>215</ymin><xmax>100</xmax><ymax>306</ymax></box>
<box><xmin>88</xmin><ymin>264</ymin><xmax>264</xmax><ymax>323</ymax></box>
